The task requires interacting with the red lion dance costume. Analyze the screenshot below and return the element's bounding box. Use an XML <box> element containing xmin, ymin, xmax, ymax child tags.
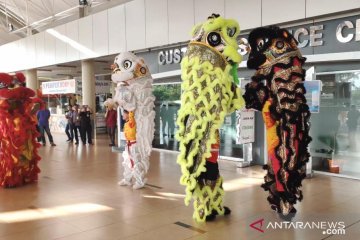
<box><xmin>244</xmin><ymin>26</ymin><xmax>311</xmax><ymax>219</ymax></box>
<box><xmin>0</xmin><ymin>73</ymin><xmax>41</xmax><ymax>188</ymax></box>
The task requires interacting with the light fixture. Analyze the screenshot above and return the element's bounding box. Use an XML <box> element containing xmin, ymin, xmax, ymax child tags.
<box><xmin>8</xmin><ymin>23</ymin><xmax>14</xmax><ymax>32</ymax></box>
<box><xmin>79</xmin><ymin>0</ymin><xmax>88</xmax><ymax>6</ymax></box>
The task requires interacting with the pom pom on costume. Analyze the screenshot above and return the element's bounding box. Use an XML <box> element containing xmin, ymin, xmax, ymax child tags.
<box><xmin>111</xmin><ymin>52</ymin><xmax>155</xmax><ymax>189</ymax></box>
<box><xmin>0</xmin><ymin>73</ymin><xmax>41</xmax><ymax>188</ymax></box>
<box><xmin>244</xmin><ymin>26</ymin><xmax>312</xmax><ymax>218</ymax></box>
<box><xmin>176</xmin><ymin>14</ymin><xmax>245</xmax><ymax>222</ymax></box>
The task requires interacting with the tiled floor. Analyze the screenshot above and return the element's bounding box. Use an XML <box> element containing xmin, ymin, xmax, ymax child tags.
<box><xmin>0</xmin><ymin>133</ymin><xmax>359</xmax><ymax>240</ymax></box>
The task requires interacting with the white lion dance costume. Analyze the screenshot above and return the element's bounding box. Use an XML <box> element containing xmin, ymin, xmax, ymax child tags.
<box><xmin>111</xmin><ymin>52</ymin><xmax>155</xmax><ymax>189</ymax></box>
<box><xmin>176</xmin><ymin>14</ymin><xmax>245</xmax><ymax>222</ymax></box>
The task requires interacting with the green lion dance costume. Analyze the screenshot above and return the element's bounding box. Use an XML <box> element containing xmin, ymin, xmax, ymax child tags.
<box><xmin>176</xmin><ymin>14</ymin><xmax>245</xmax><ymax>222</ymax></box>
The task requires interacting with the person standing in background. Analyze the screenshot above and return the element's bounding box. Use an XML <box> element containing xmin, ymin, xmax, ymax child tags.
<box><xmin>71</xmin><ymin>105</ymin><xmax>81</xmax><ymax>145</ymax></box>
<box><xmin>105</xmin><ymin>103</ymin><xmax>117</xmax><ymax>146</ymax></box>
<box><xmin>65</xmin><ymin>105</ymin><xmax>73</xmax><ymax>142</ymax></box>
<box><xmin>79</xmin><ymin>105</ymin><xmax>93</xmax><ymax>145</ymax></box>
<box><xmin>37</xmin><ymin>103</ymin><xmax>56</xmax><ymax>147</ymax></box>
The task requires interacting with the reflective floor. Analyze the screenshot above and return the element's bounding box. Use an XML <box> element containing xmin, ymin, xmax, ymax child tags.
<box><xmin>0</xmin><ymin>133</ymin><xmax>359</xmax><ymax>240</ymax></box>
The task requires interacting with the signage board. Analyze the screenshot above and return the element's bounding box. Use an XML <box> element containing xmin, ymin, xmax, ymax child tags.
<box><xmin>236</xmin><ymin>110</ymin><xmax>255</xmax><ymax>144</ymax></box>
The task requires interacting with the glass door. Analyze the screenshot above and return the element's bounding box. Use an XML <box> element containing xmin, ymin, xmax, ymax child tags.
<box><xmin>311</xmin><ymin>70</ymin><xmax>360</xmax><ymax>179</ymax></box>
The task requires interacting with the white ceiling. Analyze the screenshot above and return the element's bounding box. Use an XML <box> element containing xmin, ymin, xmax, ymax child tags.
<box><xmin>0</xmin><ymin>0</ymin><xmax>131</xmax><ymax>46</ymax></box>
<box><xmin>0</xmin><ymin>0</ymin><xmax>132</xmax><ymax>80</ymax></box>
<box><xmin>36</xmin><ymin>54</ymin><xmax>117</xmax><ymax>81</ymax></box>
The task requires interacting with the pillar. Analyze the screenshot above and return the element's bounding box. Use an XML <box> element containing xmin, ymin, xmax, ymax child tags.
<box><xmin>81</xmin><ymin>59</ymin><xmax>96</xmax><ymax>112</ymax></box>
<box><xmin>82</xmin><ymin>59</ymin><xmax>96</xmax><ymax>138</ymax></box>
<box><xmin>25</xmin><ymin>69</ymin><xmax>38</xmax><ymax>93</ymax></box>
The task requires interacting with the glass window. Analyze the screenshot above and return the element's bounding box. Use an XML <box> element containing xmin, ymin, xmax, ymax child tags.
<box><xmin>152</xmin><ymin>82</ymin><xmax>243</xmax><ymax>159</ymax></box>
<box><xmin>153</xmin><ymin>83</ymin><xmax>181</xmax><ymax>150</ymax></box>
<box><xmin>311</xmin><ymin>70</ymin><xmax>360</xmax><ymax>178</ymax></box>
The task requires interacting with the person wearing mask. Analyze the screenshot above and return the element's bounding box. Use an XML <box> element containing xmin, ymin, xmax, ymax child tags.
<box><xmin>65</xmin><ymin>105</ymin><xmax>73</xmax><ymax>142</ymax></box>
<box><xmin>37</xmin><ymin>103</ymin><xmax>56</xmax><ymax>147</ymax></box>
<box><xmin>79</xmin><ymin>105</ymin><xmax>93</xmax><ymax>145</ymax></box>
<box><xmin>105</xmin><ymin>100</ymin><xmax>117</xmax><ymax>147</ymax></box>
<box><xmin>71</xmin><ymin>105</ymin><xmax>81</xmax><ymax>145</ymax></box>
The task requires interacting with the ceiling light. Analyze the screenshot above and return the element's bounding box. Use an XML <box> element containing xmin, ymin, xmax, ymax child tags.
<box><xmin>8</xmin><ymin>23</ymin><xmax>14</xmax><ymax>32</ymax></box>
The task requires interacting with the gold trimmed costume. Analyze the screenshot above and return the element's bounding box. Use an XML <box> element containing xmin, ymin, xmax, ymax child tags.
<box><xmin>176</xmin><ymin>14</ymin><xmax>245</xmax><ymax>222</ymax></box>
<box><xmin>244</xmin><ymin>26</ymin><xmax>311</xmax><ymax>219</ymax></box>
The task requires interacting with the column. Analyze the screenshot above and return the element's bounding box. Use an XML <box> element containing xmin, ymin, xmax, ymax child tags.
<box><xmin>81</xmin><ymin>59</ymin><xmax>96</xmax><ymax>112</ymax></box>
<box><xmin>25</xmin><ymin>69</ymin><xmax>38</xmax><ymax>92</ymax></box>
<box><xmin>82</xmin><ymin>59</ymin><xmax>96</xmax><ymax>138</ymax></box>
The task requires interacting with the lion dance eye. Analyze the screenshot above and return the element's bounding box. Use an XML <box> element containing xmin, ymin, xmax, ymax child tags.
<box><xmin>276</xmin><ymin>41</ymin><xmax>284</xmax><ymax>49</ymax></box>
<box><xmin>123</xmin><ymin>60</ymin><xmax>132</xmax><ymax>69</ymax></box>
<box><xmin>227</xmin><ymin>27</ymin><xmax>236</xmax><ymax>37</ymax></box>
<box><xmin>256</xmin><ymin>39</ymin><xmax>265</xmax><ymax>51</ymax></box>
<box><xmin>207</xmin><ymin>32</ymin><xmax>222</xmax><ymax>47</ymax></box>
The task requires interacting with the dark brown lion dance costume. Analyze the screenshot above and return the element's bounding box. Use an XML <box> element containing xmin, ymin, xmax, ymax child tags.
<box><xmin>244</xmin><ymin>26</ymin><xmax>311</xmax><ymax>218</ymax></box>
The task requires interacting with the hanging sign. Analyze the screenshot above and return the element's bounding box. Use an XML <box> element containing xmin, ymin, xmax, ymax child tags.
<box><xmin>41</xmin><ymin>79</ymin><xmax>76</xmax><ymax>94</ymax></box>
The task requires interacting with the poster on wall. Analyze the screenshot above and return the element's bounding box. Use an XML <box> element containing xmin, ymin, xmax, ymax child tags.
<box><xmin>236</xmin><ymin>110</ymin><xmax>255</xmax><ymax>144</ymax></box>
<box><xmin>304</xmin><ymin>80</ymin><xmax>321</xmax><ymax>113</ymax></box>
<box><xmin>41</xmin><ymin>79</ymin><xmax>76</xmax><ymax>94</ymax></box>
<box><xmin>75</xmin><ymin>80</ymin><xmax>111</xmax><ymax>94</ymax></box>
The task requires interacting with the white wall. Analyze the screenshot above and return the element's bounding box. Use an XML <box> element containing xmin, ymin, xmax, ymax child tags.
<box><xmin>125</xmin><ymin>0</ymin><xmax>146</xmax><ymax>51</ymax></box>
<box><xmin>78</xmin><ymin>16</ymin><xmax>93</xmax><ymax>59</ymax></box>
<box><xmin>262</xmin><ymin>0</ymin><xmax>306</xmax><ymax>26</ymax></box>
<box><xmin>145</xmin><ymin>0</ymin><xmax>169</xmax><ymax>48</ymax></box>
<box><xmin>1</xmin><ymin>0</ymin><xmax>359</xmax><ymax>72</ymax></box>
<box><xmin>168</xmin><ymin>0</ymin><xmax>195</xmax><ymax>43</ymax></box>
<box><xmin>108</xmin><ymin>5</ymin><xmax>126</xmax><ymax>55</ymax></box>
<box><xmin>225</xmin><ymin>0</ymin><xmax>261</xmax><ymax>31</ymax></box>
<box><xmin>306</xmin><ymin>0</ymin><xmax>360</xmax><ymax>17</ymax></box>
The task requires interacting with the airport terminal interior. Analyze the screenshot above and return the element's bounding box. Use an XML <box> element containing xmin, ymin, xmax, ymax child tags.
<box><xmin>0</xmin><ymin>0</ymin><xmax>360</xmax><ymax>239</ymax></box>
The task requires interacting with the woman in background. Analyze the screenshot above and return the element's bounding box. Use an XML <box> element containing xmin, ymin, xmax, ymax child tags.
<box><xmin>104</xmin><ymin>99</ymin><xmax>117</xmax><ymax>147</ymax></box>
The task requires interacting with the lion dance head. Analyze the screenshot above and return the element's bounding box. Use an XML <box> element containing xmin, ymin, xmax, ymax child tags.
<box><xmin>111</xmin><ymin>52</ymin><xmax>150</xmax><ymax>84</ymax></box>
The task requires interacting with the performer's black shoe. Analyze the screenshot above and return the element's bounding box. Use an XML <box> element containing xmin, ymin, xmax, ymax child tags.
<box><xmin>205</xmin><ymin>212</ymin><xmax>217</xmax><ymax>222</ymax></box>
<box><xmin>224</xmin><ymin>206</ymin><xmax>231</xmax><ymax>215</ymax></box>
<box><xmin>278</xmin><ymin>207</ymin><xmax>297</xmax><ymax>221</ymax></box>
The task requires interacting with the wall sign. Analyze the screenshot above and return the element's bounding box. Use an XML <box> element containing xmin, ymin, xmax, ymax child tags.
<box><xmin>236</xmin><ymin>110</ymin><xmax>255</xmax><ymax>144</ymax></box>
<box><xmin>156</xmin><ymin>16</ymin><xmax>360</xmax><ymax>66</ymax></box>
<box><xmin>158</xmin><ymin>47</ymin><xmax>187</xmax><ymax>65</ymax></box>
<box><xmin>42</xmin><ymin>79</ymin><xmax>76</xmax><ymax>94</ymax></box>
<box><xmin>42</xmin><ymin>79</ymin><xmax>111</xmax><ymax>95</ymax></box>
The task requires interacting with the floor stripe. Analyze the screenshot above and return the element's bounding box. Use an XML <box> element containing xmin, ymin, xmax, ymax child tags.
<box><xmin>174</xmin><ymin>221</ymin><xmax>206</xmax><ymax>234</ymax></box>
<box><xmin>145</xmin><ymin>183</ymin><xmax>163</xmax><ymax>189</ymax></box>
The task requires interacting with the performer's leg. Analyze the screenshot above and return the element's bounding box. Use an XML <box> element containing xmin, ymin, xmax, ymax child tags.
<box><xmin>132</xmin><ymin>150</ymin><xmax>148</xmax><ymax>190</ymax></box>
<box><xmin>193</xmin><ymin>183</ymin><xmax>212</xmax><ymax>222</ymax></box>
<box><xmin>118</xmin><ymin>146</ymin><xmax>133</xmax><ymax>186</ymax></box>
<box><xmin>194</xmin><ymin>161</ymin><xmax>229</xmax><ymax>222</ymax></box>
